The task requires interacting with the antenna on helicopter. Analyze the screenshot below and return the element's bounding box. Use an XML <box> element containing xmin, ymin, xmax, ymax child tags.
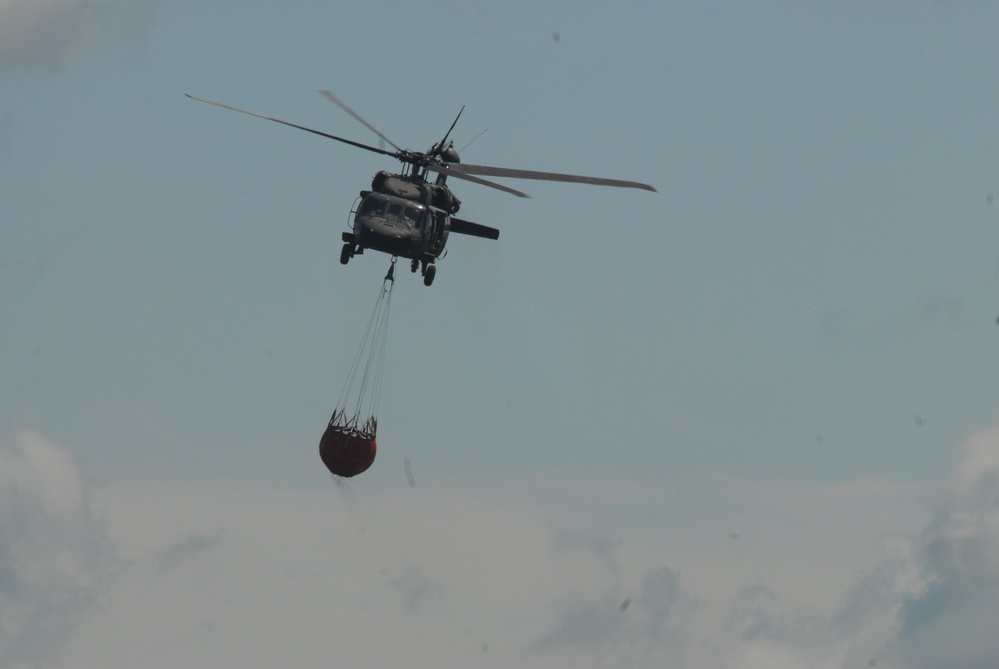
<box><xmin>431</xmin><ymin>106</ymin><xmax>464</xmax><ymax>159</ymax></box>
<box><xmin>459</xmin><ymin>129</ymin><xmax>488</xmax><ymax>155</ymax></box>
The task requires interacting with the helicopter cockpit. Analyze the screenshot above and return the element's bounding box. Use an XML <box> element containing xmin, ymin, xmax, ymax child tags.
<box><xmin>401</xmin><ymin>203</ymin><xmax>427</xmax><ymax>229</ymax></box>
<box><xmin>357</xmin><ymin>194</ymin><xmax>387</xmax><ymax>219</ymax></box>
<box><xmin>356</xmin><ymin>194</ymin><xmax>427</xmax><ymax>231</ymax></box>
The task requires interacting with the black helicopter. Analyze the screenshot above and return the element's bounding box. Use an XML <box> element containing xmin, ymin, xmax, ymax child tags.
<box><xmin>186</xmin><ymin>89</ymin><xmax>656</xmax><ymax>286</ymax></box>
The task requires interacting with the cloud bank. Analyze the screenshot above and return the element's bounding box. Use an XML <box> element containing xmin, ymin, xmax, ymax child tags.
<box><xmin>718</xmin><ymin>425</ymin><xmax>999</xmax><ymax>669</ymax></box>
<box><xmin>894</xmin><ymin>425</ymin><xmax>999</xmax><ymax>669</ymax></box>
<box><xmin>0</xmin><ymin>430</ymin><xmax>112</xmax><ymax>668</ymax></box>
<box><xmin>0</xmin><ymin>0</ymin><xmax>159</xmax><ymax>74</ymax></box>
<box><xmin>3</xmin><ymin>425</ymin><xmax>999</xmax><ymax>667</ymax></box>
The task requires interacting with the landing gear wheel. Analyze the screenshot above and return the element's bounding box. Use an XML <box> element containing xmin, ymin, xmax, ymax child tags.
<box><xmin>423</xmin><ymin>264</ymin><xmax>436</xmax><ymax>286</ymax></box>
<box><xmin>340</xmin><ymin>243</ymin><xmax>352</xmax><ymax>265</ymax></box>
<box><xmin>411</xmin><ymin>259</ymin><xmax>419</xmax><ymax>273</ymax></box>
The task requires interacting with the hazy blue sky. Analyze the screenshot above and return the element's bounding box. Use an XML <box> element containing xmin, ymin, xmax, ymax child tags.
<box><xmin>2</xmin><ymin>2</ymin><xmax>998</xmax><ymax>667</ymax></box>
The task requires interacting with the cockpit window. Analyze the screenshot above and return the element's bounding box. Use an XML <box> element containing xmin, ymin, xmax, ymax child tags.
<box><xmin>403</xmin><ymin>205</ymin><xmax>425</xmax><ymax>226</ymax></box>
<box><xmin>359</xmin><ymin>196</ymin><xmax>387</xmax><ymax>218</ymax></box>
<box><xmin>358</xmin><ymin>196</ymin><xmax>425</xmax><ymax>228</ymax></box>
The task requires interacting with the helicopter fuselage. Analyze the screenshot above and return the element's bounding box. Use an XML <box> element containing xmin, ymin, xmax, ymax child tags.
<box><xmin>341</xmin><ymin>172</ymin><xmax>471</xmax><ymax>285</ymax></box>
<box><xmin>348</xmin><ymin>190</ymin><xmax>448</xmax><ymax>260</ymax></box>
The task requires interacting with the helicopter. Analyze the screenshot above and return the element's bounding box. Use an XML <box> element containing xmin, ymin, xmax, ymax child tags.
<box><xmin>186</xmin><ymin>89</ymin><xmax>656</xmax><ymax>286</ymax></box>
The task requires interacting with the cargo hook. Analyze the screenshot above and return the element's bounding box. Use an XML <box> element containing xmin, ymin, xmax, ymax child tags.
<box><xmin>384</xmin><ymin>256</ymin><xmax>397</xmax><ymax>284</ymax></box>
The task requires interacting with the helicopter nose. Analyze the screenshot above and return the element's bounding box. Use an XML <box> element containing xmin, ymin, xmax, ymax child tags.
<box><xmin>361</xmin><ymin>218</ymin><xmax>413</xmax><ymax>241</ymax></box>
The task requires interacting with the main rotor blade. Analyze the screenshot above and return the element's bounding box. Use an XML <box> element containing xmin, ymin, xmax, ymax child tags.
<box><xmin>185</xmin><ymin>93</ymin><xmax>397</xmax><ymax>159</ymax></box>
<box><xmin>425</xmin><ymin>164</ymin><xmax>531</xmax><ymax>198</ymax></box>
<box><xmin>445</xmin><ymin>163</ymin><xmax>657</xmax><ymax>192</ymax></box>
<box><xmin>314</xmin><ymin>88</ymin><xmax>403</xmax><ymax>153</ymax></box>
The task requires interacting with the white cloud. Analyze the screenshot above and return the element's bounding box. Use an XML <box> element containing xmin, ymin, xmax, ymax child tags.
<box><xmin>57</xmin><ymin>483</ymin><xmax>556</xmax><ymax>667</ymax></box>
<box><xmin>894</xmin><ymin>425</ymin><xmax>999</xmax><ymax>669</ymax></box>
<box><xmin>0</xmin><ymin>430</ymin><xmax>113</xmax><ymax>668</ymax></box>
<box><xmin>0</xmin><ymin>0</ymin><xmax>159</xmax><ymax>73</ymax></box>
<box><xmin>53</xmin><ymin>473</ymin><xmax>912</xmax><ymax>669</ymax></box>
<box><xmin>528</xmin><ymin>564</ymin><xmax>693</xmax><ymax>668</ymax></box>
<box><xmin>711</xmin><ymin>424</ymin><xmax>999</xmax><ymax>669</ymax></box>
<box><xmin>6</xmin><ymin>423</ymin><xmax>999</xmax><ymax>668</ymax></box>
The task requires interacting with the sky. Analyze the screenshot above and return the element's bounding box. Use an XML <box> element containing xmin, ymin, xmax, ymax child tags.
<box><xmin>1</xmin><ymin>1</ymin><xmax>998</xmax><ymax>667</ymax></box>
